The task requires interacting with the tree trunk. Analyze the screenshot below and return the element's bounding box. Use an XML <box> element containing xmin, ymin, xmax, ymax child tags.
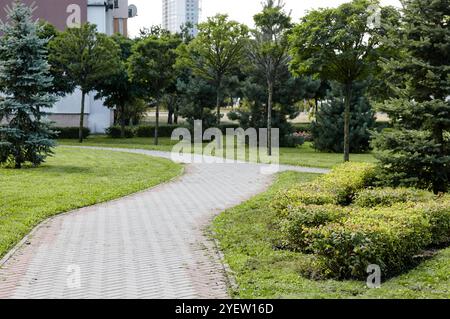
<box><xmin>343</xmin><ymin>83</ymin><xmax>352</xmax><ymax>162</ymax></box>
<box><xmin>155</xmin><ymin>102</ymin><xmax>160</xmax><ymax>145</ymax></box>
<box><xmin>174</xmin><ymin>105</ymin><xmax>179</xmax><ymax>125</ymax></box>
<box><xmin>79</xmin><ymin>92</ymin><xmax>86</xmax><ymax>143</ymax></box>
<box><xmin>168</xmin><ymin>107</ymin><xmax>173</xmax><ymax>125</ymax></box>
<box><xmin>14</xmin><ymin>154</ymin><xmax>21</xmax><ymax>169</ymax></box>
<box><xmin>267</xmin><ymin>80</ymin><xmax>274</xmax><ymax>156</ymax></box>
<box><xmin>120</xmin><ymin>105</ymin><xmax>126</xmax><ymax>138</ymax></box>
<box><xmin>216</xmin><ymin>77</ymin><xmax>222</xmax><ymax>125</ymax></box>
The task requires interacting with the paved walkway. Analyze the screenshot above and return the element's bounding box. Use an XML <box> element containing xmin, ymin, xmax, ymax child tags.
<box><xmin>0</xmin><ymin>147</ymin><xmax>326</xmax><ymax>299</ymax></box>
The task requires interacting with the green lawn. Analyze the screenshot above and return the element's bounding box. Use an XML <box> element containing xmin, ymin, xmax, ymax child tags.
<box><xmin>211</xmin><ymin>172</ymin><xmax>450</xmax><ymax>299</ymax></box>
<box><xmin>0</xmin><ymin>147</ymin><xmax>182</xmax><ymax>259</ymax></box>
<box><xmin>59</xmin><ymin>136</ymin><xmax>377</xmax><ymax>169</ymax></box>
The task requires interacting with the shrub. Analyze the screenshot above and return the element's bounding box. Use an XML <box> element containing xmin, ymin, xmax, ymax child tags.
<box><xmin>272</xmin><ymin>163</ymin><xmax>377</xmax><ymax>214</ymax></box>
<box><xmin>305</xmin><ymin>207</ymin><xmax>432</xmax><ymax>279</ymax></box>
<box><xmin>407</xmin><ymin>198</ymin><xmax>450</xmax><ymax>246</ymax></box>
<box><xmin>135</xmin><ymin>124</ymin><xmax>188</xmax><ymax>138</ymax></box>
<box><xmin>279</xmin><ymin>205</ymin><xmax>346</xmax><ymax>252</ymax></box>
<box><xmin>54</xmin><ymin>127</ymin><xmax>90</xmax><ymax>139</ymax></box>
<box><xmin>272</xmin><ymin>182</ymin><xmax>337</xmax><ymax>216</ymax></box>
<box><xmin>353</xmin><ymin>187</ymin><xmax>435</xmax><ymax>208</ymax></box>
<box><xmin>292</xmin><ymin>123</ymin><xmax>312</xmax><ymax>134</ymax></box>
<box><xmin>321</xmin><ymin>162</ymin><xmax>377</xmax><ymax>204</ymax></box>
<box><xmin>106</xmin><ymin>126</ymin><xmax>135</xmax><ymax>138</ymax></box>
<box><xmin>283</xmin><ymin>133</ymin><xmax>305</xmax><ymax>148</ymax></box>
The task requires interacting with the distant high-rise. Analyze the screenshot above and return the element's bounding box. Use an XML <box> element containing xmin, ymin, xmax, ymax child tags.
<box><xmin>162</xmin><ymin>0</ymin><xmax>199</xmax><ymax>36</ymax></box>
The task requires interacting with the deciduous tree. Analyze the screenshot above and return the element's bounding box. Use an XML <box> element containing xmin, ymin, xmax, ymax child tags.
<box><xmin>177</xmin><ymin>14</ymin><xmax>248</xmax><ymax>124</ymax></box>
<box><xmin>49</xmin><ymin>23</ymin><xmax>120</xmax><ymax>142</ymax></box>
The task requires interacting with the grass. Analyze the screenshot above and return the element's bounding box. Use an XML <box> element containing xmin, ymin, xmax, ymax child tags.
<box><xmin>59</xmin><ymin>136</ymin><xmax>377</xmax><ymax>169</ymax></box>
<box><xmin>211</xmin><ymin>172</ymin><xmax>450</xmax><ymax>299</ymax></box>
<box><xmin>0</xmin><ymin>147</ymin><xmax>182</xmax><ymax>259</ymax></box>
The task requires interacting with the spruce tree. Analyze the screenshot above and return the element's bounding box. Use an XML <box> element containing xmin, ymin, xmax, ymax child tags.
<box><xmin>372</xmin><ymin>0</ymin><xmax>450</xmax><ymax>193</ymax></box>
<box><xmin>312</xmin><ymin>82</ymin><xmax>376</xmax><ymax>153</ymax></box>
<box><xmin>0</xmin><ymin>1</ymin><xmax>56</xmax><ymax>169</ymax></box>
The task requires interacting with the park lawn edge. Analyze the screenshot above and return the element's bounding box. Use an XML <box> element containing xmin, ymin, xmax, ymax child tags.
<box><xmin>0</xmin><ymin>147</ymin><xmax>184</xmax><ymax>261</ymax></box>
<box><xmin>211</xmin><ymin>171</ymin><xmax>450</xmax><ymax>299</ymax></box>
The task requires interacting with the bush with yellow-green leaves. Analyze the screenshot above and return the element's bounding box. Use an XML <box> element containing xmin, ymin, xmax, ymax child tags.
<box><xmin>271</xmin><ymin>163</ymin><xmax>450</xmax><ymax>280</ymax></box>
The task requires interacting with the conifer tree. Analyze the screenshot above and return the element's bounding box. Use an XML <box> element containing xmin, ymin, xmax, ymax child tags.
<box><xmin>312</xmin><ymin>82</ymin><xmax>376</xmax><ymax>153</ymax></box>
<box><xmin>0</xmin><ymin>1</ymin><xmax>56</xmax><ymax>168</ymax></box>
<box><xmin>373</xmin><ymin>0</ymin><xmax>450</xmax><ymax>193</ymax></box>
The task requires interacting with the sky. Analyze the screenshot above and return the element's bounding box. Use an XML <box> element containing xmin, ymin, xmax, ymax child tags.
<box><xmin>128</xmin><ymin>0</ymin><xmax>402</xmax><ymax>38</ymax></box>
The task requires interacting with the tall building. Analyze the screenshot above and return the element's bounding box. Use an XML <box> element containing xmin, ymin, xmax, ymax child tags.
<box><xmin>0</xmin><ymin>0</ymin><xmax>137</xmax><ymax>133</ymax></box>
<box><xmin>162</xmin><ymin>0</ymin><xmax>200</xmax><ymax>36</ymax></box>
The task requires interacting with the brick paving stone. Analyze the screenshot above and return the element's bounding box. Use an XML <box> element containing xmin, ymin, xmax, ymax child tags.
<box><xmin>0</xmin><ymin>147</ymin><xmax>326</xmax><ymax>299</ymax></box>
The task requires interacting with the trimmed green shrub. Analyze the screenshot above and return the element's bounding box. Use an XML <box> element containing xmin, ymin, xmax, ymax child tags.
<box><xmin>135</xmin><ymin>125</ymin><xmax>187</xmax><ymax>138</ymax></box>
<box><xmin>305</xmin><ymin>207</ymin><xmax>432</xmax><ymax>279</ymax></box>
<box><xmin>321</xmin><ymin>162</ymin><xmax>377</xmax><ymax>204</ymax></box>
<box><xmin>106</xmin><ymin>126</ymin><xmax>135</xmax><ymax>138</ymax></box>
<box><xmin>283</xmin><ymin>133</ymin><xmax>305</xmax><ymax>148</ymax></box>
<box><xmin>407</xmin><ymin>198</ymin><xmax>450</xmax><ymax>246</ymax></box>
<box><xmin>279</xmin><ymin>204</ymin><xmax>347</xmax><ymax>252</ymax></box>
<box><xmin>272</xmin><ymin>182</ymin><xmax>338</xmax><ymax>216</ymax></box>
<box><xmin>353</xmin><ymin>187</ymin><xmax>435</xmax><ymax>208</ymax></box>
<box><xmin>54</xmin><ymin>127</ymin><xmax>90</xmax><ymax>139</ymax></box>
<box><xmin>272</xmin><ymin>163</ymin><xmax>376</xmax><ymax>215</ymax></box>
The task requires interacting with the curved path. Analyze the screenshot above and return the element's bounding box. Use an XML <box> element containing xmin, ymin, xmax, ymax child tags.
<box><xmin>0</xmin><ymin>147</ymin><xmax>327</xmax><ymax>299</ymax></box>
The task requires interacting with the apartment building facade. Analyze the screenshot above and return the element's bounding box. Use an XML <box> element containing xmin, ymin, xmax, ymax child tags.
<box><xmin>0</xmin><ymin>0</ymin><xmax>136</xmax><ymax>133</ymax></box>
<box><xmin>162</xmin><ymin>0</ymin><xmax>200</xmax><ymax>36</ymax></box>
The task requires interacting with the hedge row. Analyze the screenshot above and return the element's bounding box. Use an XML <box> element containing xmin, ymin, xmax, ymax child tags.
<box><xmin>353</xmin><ymin>187</ymin><xmax>435</xmax><ymax>208</ymax></box>
<box><xmin>106</xmin><ymin>123</ymin><xmax>241</xmax><ymax>139</ymax></box>
<box><xmin>304</xmin><ymin>205</ymin><xmax>433</xmax><ymax>279</ymax></box>
<box><xmin>53</xmin><ymin>127</ymin><xmax>90</xmax><ymax>139</ymax></box>
<box><xmin>272</xmin><ymin>162</ymin><xmax>377</xmax><ymax>215</ymax></box>
<box><xmin>272</xmin><ymin>163</ymin><xmax>450</xmax><ymax>280</ymax></box>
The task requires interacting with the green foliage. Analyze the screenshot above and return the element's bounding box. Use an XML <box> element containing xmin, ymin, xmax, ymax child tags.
<box><xmin>176</xmin><ymin>14</ymin><xmax>248</xmax><ymax>124</ymax></box>
<box><xmin>49</xmin><ymin>23</ymin><xmax>121</xmax><ymax>142</ymax></box>
<box><xmin>37</xmin><ymin>21</ymin><xmax>73</xmax><ymax>96</ymax></box>
<box><xmin>95</xmin><ymin>34</ymin><xmax>145</xmax><ymax>138</ymax></box>
<box><xmin>0</xmin><ymin>2</ymin><xmax>56</xmax><ymax>168</ymax></box>
<box><xmin>212</xmin><ymin>171</ymin><xmax>450</xmax><ymax>298</ymax></box>
<box><xmin>289</xmin><ymin>0</ymin><xmax>394</xmax><ymax>161</ymax></box>
<box><xmin>135</xmin><ymin>125</ymin><xmax>187</xmax><ymax>138</ymax></box>
<box><xmin>106</xmin><ymin>126</ymin><xmax>135</xmax><ymax>139</ymax></box>
<box><xmin>272</xmin><ymin>162</ymin><xmax>377</xmax><ymax>213</ymax></box>
<box><xmin>278</xmin><ymin>205</ymin><xmax>346</xmax><ymax>252</ymax></box>
<box><xmin>354</xmin><ymin>187</ymin><xmax>435</xmax><ymax>207</ymax></box>
<box><xmin>311</xmin><ymin>82</ymin><xmax>376</xmax><ymax>153</ymax></box>
<box><xmin>373</xmin><ymin>0</ymin><xmax>450</xmax><ymax>193</ymax></box>
<box><xmin>54</xmin><ymin>127</ymin><xmax>90</xmax><ymax>139</ymax></box>
<box><xmin>176</xmin><ymin>76</ymin><xmax>217</xmax><ymax>128</ymax></box>
<box><xmin>305</xmin><ymin>207</ymin><xmax>432</xmax><ymax>279</ymax></box>
<box><xmin>320</xmin><ymin>162</ymin><xmax>377</xmax><ymax>204</ymax></box>
<box><xmin>129</xmin><ymin>33</ymin><xmax>181</xmax><ymax>144</ymax></box>
<box><xmin>247</xmin><ymin>0</ymin><xmax>292</xmax><ymax>153</ymax></box>
<box><xmin>283</xmin><ymin>134</ymin><xmax>305</xmax><ymax>148</ymax></box>
<box><xmin>407</xmin><ymin>198</ymin><xmax>450</xmax><ymax>246</ymax></box>
<box><xmin>229</xmin><ymin>70</ymin><xmax>317</xmax><ymax>147</ymax></box>
<box><xmin>273</xmin><ymin>166</ymin><xmax>450</xmax><ymax>280</ymax></box>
